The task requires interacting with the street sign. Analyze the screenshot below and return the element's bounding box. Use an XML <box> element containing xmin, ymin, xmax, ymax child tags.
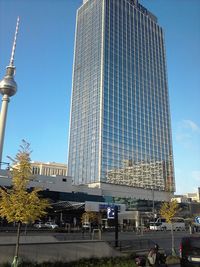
<box><xmin>107</xmin><ymin>207</ymin><xmax>115</xmax><ymax>219</ymax></box>
<box><xmin>195</xmin><ymin>216</ymin><xmax>200</xmax><ymax>224</ymax></box>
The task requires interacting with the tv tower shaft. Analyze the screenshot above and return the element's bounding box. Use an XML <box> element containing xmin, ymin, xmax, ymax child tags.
<box><xmin>0</xmin><ymin>17</ymin><xmax>19</xmax><ymax>164</ymax></box>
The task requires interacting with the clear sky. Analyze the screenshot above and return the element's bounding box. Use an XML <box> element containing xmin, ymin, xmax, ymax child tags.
<box><xmin>0</xmin><ymin>0</ymin><xmax>199</xmax><ymax>195</ymax></box>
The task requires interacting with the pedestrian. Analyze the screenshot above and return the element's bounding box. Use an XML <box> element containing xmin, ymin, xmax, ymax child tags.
<box><xmin>147</xmin><ymin>244</ymin><xmax>161</xmax><ymax>267</ymax></box>
<box><xmin>135</xmin><ymin>256</ymin><xmax>146</xmax><ymax>267</ymax></box>
<box><xmin>147</xmin><ymin>246</ymin><xmax>157</xmax><ymax>267</ymax></box>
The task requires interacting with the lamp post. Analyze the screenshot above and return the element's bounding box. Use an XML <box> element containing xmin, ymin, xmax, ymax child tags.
<box><xmin>152</xmin><ymin>187</ymin><xmax>155</xmax><ymax>215</ymax></box>
<box><xmin>152</xmin><ymin>187</ymin><xmax>156</xmax><ymax>229</ymax></box>
<box><xmin>114</xmin><ymin>205</ymin><xmax>118</xmax><ymax>247</ymax></box>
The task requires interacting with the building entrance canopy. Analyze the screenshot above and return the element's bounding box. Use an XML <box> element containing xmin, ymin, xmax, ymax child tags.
<box><xmin>51</xmin><ymin>201</ymin><xmax>85</xmax><ymax>212</ymax></box>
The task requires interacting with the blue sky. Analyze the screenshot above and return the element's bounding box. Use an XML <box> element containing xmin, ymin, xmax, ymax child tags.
<box><xmin>0</xmin><ymin>0</ymin><xmax>199</xmax><ymax>195</ymax></box>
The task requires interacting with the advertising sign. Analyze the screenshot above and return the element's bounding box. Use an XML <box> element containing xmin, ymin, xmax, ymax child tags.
<box><xmin>107</xmin><ymin>206</ymin><xmax>115</xmax><ymax>219</ymax></box>
<box><xmin>195</xmin><ymin>216</ymin><xmax>200</xmax><ymax>224</ymax></box>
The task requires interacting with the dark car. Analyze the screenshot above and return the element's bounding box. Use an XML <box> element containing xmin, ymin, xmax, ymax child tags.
<box><xmin>180</xmin><ymin>235</ymin><xmax>200</xmax><ymax>267</ymax></box>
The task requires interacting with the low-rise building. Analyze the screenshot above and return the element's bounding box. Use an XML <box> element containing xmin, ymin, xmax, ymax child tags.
<box><xmin>172</xmin><ymin>195</ymin><xmax>190</xmax><ymax>203</ymax></box>
<box><xmin>30</xmin><ymin>161</ymin><xmax>67</xmax><ymax>177</ymax></box>
<box><xmin>185</xmin><ymin>191</ymin><xmax>200</xmax><ymax>203</ymax></box>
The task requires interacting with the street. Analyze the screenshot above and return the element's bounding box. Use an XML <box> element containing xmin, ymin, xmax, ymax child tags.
<box><xmin>0</xmin><ymin>228</ymin><xmax>192</xmax><ymax>266</ymax></box>
<box><xmin>0</xmin><ymin>227</ymin><xmax>191</xmax><ymax>255</ymax></box>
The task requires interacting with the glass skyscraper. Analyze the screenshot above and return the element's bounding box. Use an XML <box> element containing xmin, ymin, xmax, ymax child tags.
<box><xmin>68</xmin><ymin>0</ymin><xmax>175</xmax><ymax>192</ymax></box>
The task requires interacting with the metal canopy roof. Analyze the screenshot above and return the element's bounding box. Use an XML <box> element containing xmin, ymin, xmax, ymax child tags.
<box><xmin>51</xmin><ymin>201</ymin><xmax>85</xmax><ymax>211</ymax></box>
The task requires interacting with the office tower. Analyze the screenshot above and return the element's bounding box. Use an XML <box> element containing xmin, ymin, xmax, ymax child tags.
<box><xmin>68</xmin><ymin>0</ymin><xmax>175</xmax><ymax>192</ymax></box>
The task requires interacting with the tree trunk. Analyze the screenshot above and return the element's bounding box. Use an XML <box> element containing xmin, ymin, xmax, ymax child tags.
<box><xmin>15</xmin><ymin>221</ymin><xmax>21</xmax><ymax>258</ymax></box>
<box><xmin>171</xmin><ymin>223</ymin><xmax>175</xmax><ymax>255</ymax></box>
<box><xmin>12</xmin><ymin>222</ymin><xmax>21</xmax><ymax>267</ymax></box>
<box><xmin>24</xmin><ymin>223</ymin><xmax>27</xmax><ymax>235</ymax></box>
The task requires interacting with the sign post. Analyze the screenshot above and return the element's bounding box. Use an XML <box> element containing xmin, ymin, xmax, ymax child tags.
<box><xmin>114</xmin><ymin>205</ymin><xmax>118</xmax><ymax>247</ymax></box>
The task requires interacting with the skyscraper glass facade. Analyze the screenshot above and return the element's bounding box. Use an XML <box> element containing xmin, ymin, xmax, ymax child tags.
<box><xmin>68</xmin><ymin>0</ymin><xmax>175</xmax><ymax>192</ymax></box>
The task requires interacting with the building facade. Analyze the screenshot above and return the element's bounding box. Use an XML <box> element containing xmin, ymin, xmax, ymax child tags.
<box><xmin>68</xmin><ymin>0</ymin><xmax>175</xmax><ymax>192</ymax></box>
<box><xmin>31</xmin><ymin>161</ymin><xmax>67</xmax><ymax>177</ymax></box>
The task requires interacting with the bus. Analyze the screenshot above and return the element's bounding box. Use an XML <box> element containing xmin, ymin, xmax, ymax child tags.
<box><xmin>150</xmin><ymin>217</ymin><xmax>186</xmax><ymax>231</ymax></box>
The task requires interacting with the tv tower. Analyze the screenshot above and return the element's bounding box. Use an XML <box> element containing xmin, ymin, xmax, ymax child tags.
<box><xmin>0</xmin><ymin>17</ymin><xmax>19</xmax><ymax>164</ymax></box>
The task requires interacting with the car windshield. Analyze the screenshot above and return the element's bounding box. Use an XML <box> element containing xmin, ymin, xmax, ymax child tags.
<box><xmin>184</xmin><ymin>238</ymin><xmax>200</xmax><ymax>254</ymax></box>
<box><xmin>191</xmin><ymin>239</ymin><xmax>200</xmax><ymax>249</ymax></box>
<box><xmin>150</xmin><ymin>222</ymin><xmax>160</xmax><ymax>226</ymax></box>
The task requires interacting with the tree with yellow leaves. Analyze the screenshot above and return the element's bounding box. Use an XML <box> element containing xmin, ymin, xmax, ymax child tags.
<box><xmin>81</xmin><ymin>211</ymin><xmax>99</xmax><ymax>225</ymax></box>
<box><xmin>0</xmin><ymin>140</ymin><xmax>50</xmax><ymax>266</ymax></box>
<box><xmin>160</xmin><ymin>199</ymin><xmax>179</xmax><ymax>255</ymax></box>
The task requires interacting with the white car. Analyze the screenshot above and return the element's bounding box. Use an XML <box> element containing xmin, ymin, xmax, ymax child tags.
<box><xmin>44</xmin><ymin>222</ymin><xmax>58</xmax><ymax>229</ymax></box>
<box><xmin>82</xmin><ymin>222</ymin><xmax>91</xmax><ymax>230</ymax></box>
<box><xmin>33</xmin><ymin>222</ymin><xmax>46</xmax><ymax>229</ymax></box>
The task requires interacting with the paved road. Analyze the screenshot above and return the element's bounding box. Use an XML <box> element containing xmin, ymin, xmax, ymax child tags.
<box><xmin>0</xmin><ymin>227</ymin><xmax>191</xmax><ymax>255</ymax></box>
<box><xmin>110</xmin><ymin>231</ymin><xmax>185</xmax><ymax>254</ymax></box>
<box><xmin>101</xmin><ymin>230</ymin><xmax>188</xmax><ymax>254</ymax></box>
<box><xmin>0</xmin><ymin>229</ymin><xmax>189</xmax><ymax>266</ymax></box>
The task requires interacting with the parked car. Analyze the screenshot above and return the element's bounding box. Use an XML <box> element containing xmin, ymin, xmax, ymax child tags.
<box><xmin>44</xmin><ymin>222</ymin><xmax>58</xmax><ymax>229</ymax></box>
<box><xmin>82</xmin><ymin>222</ymin><xmax>91</xmax><ymax>230</ymax></box>
<box><xmin>180</xmin><ymin>235</ymin><xmax>200</xmax><ymax>267</ymax></box>
<box><xmin>33</xmin><ymin>221</ymin><xmax>46</xmax><ymax>229</ymax></box>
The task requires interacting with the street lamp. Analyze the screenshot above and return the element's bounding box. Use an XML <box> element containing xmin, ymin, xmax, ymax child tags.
<box><xmin>152</xmin><ymin>187</ymin><xmax>156</xmax><ymax>229</ymax></box>
<box><xmin>152</xmin><ymin>187</ymin><xmax>155</xmax><ymax>216</ymax></box>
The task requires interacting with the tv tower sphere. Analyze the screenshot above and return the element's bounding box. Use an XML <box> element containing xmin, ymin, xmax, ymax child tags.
<box><xmin>0</xmin><ymin>17</ymin><xmax>19</xmax><ymax>164</ymax></box>
<box><xmin>0</xmin><ymin>66</ymin><xmax>17</xmax><ymax>97</ymax></box>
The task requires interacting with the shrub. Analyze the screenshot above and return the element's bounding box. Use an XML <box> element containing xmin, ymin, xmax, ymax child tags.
<box><xmin>166</xmin><ymin>255</ymin><xmax>180</xmax><ymax>265</ymax></box>
<box><xmin>0</xmin><ymin>263</ymin><xmax>10</xmax><ymax>267</ymax></box>
<box><xmin>0</xmin><ymin>256</ymin><xmax>137</xmax><ymax>267</ymax></box>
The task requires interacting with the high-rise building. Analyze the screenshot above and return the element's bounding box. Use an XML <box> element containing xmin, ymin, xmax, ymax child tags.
<box><xmin>68</xmin><ymin>0</ymin><xmax>175</xmax><ymax>192</ymax></box>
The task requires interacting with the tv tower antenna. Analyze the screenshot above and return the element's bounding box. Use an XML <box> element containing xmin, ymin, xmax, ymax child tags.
<box><xmin>0</xmin><ymin>17</ymin><xmax>20</xmax><ymax>165</ymax></box>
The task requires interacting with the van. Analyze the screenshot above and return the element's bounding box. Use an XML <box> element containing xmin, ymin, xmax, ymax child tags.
<box><xmin>150</xmin><ymin>217</ymin><xmax>185</xmax><ymax>231</ymax></box>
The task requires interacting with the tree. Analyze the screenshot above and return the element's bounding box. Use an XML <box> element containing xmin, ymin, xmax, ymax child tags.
<box><xmin>81</xmin><ymin>211</ymin><xmax>99</xmax><ymax>225</ymax></box>
<box><xmin>0</xmin><ymin>140</ymin><xmax>50</xmax><ymax>266</ymax></box>
<box><xmin>159</xmin><ymin>199</ymin><xmax>179</xmax><ymax>255</ymax></box>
